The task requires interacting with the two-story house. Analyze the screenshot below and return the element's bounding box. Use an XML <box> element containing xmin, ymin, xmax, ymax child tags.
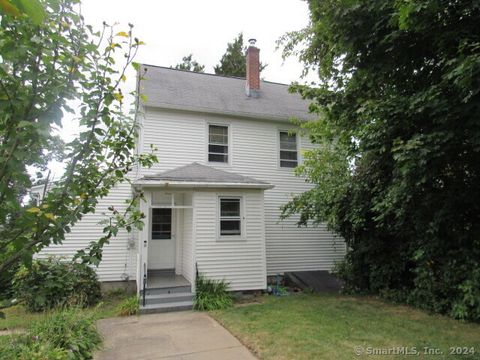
<box><xmin>37</xmin><ymin>40</ymin><xmax>345</xmax><ymax>312</ymax></box>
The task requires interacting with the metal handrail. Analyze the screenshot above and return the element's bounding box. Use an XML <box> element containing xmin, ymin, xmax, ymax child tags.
<box><xmin>142</xmin><ymin>262</ymin><xmax>147</xmax><ymax>307</ymax></box>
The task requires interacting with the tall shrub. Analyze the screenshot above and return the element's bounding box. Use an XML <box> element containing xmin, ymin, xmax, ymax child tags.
<box><xmin>280</xmin><ymin>1</ymin><xmax>480</xmax><ymax>321</ymax></box>
<box><xmin>13</xmin><ymin>258</ymin><xmax>101</xmax><ymax>312</ymax></box>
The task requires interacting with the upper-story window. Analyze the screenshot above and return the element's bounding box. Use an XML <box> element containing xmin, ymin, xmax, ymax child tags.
<box><xmin>279</xmin><ymin>131</ymin><xmax>298</xmax><ymax>168</ymax></box>
<box><xmin>208</xmin><ymin>125</ymin><xmax>228</xmax><ymax>163</ymax></box>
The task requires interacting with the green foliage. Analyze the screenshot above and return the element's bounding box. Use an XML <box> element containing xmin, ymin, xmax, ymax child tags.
<box><xmin>194</xmin><ymin>274</ymin><xmax>233</xmax><ymax>311</ymax></box>
<box><xmin>214</xmin><ymin>33</ymin><xmax>267</xmax><ymax>77</ymax></box>
<box><xmin>116</xmin><ymin>295</ymin><xmax>139</xmax><ymax>316</ymax></box>
<box><xmin>174</xmin><ymin>54</ymin><xmax>205</xmax><ymax>73</ymax></box>
<box><xmin>0</xmin><ymin>262</ymin><xmax>20</xmax><ymax>301</ymax></box>
<box><xmin>13</xmin><ymin>258</ymin><xmax>101</xmax><ymax>312</ymax></box>
<box><xmin>0</xmin><ymin>336</ymin><xmax>69</xmax><ymax>360</ymax></box>
<box><xmin>0</xmin><ymin>0</ymin><xmax>158</xmax><ymax>274</ymax></box>
<box><xmin>0</xmin><ymin>290</ymin><xmax>132</xmax><ymax>330</ymax></box>
<box><xmin>29</xmin><ymin>308</ymin><xmax>101</xmax><ymax>359</ymax></box>
<box><xmin>0</xmin><ymin>307</ymin><xmax>101</xmax><ymax>360</ymax></box>
<box><xmin>280</xmin><ymin>1</ymin><xmax>480</xmax><ymax>321</ymax></box>
<box><xmin>0</xmin><ymin>0</ymin><xmax>46</xmax><ymax>25</ymax></box>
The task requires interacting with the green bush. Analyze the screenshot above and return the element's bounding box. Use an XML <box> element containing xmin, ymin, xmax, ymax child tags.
<box><xmin>279</xmin><ymin>1</ymin><xmax>480</xmax><ymax>322</ymax></box>
<box><xmin>0</xmin><ymin>262</ymin><xmax>20</xmax><ymax>302</ymax></box>
<box><xmin>116</xmin><ymin>295</ymin><xmax>139</xmax><ymax>316</ymax></box>
<box><xmin>30</xmin><ymin>308</ymin><xmax>101</xmax><ymax>359</ymax></box>
<box><xmin>0</xmin><ymin>335</ymin><xmax>69</xmax><ymax>360</ymax></box>
<box><xmin>194</xmin><ymin>275</ymin><xmax>233</xmax><ymax>311</ymax></box>
<box><xmin>0</xmin><ymin>308</ymin><xmax>101</xmax><ymax>360</ymax></box>
<box><xmin>13</xmin><ymin>258</ymin><xmax>101</xmax><ymax>312</ymax></box>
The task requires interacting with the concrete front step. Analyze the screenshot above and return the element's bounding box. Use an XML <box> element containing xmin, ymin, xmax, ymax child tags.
<box><xmin>147</xmin><ymin>268</ymin><xmax>175</xmax><ymax>277</ymax></box>
<box><xmin>144</xmin><ymin>292</ymin><xmax>193</xmax><ymax>306</ymax></box>
<box><xmin>140</xmin><ymin>300</ymin><xmax>194</xmax><ymax>314</ymax></box>
<box><xmin>142</xmin><ymin>285</ymin><xmax>191</xmax><ymax>296</ymax></box>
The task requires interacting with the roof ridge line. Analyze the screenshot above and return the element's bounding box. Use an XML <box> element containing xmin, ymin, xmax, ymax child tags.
<box><xmin>141</xmin><ymin>63</ymin><xmax>292</xmax><ymax>87</ymax></box>
<box><xmin>141</xmin><ymin>63</ymin><xmax>246</xmax><ymax>81</ymax></box>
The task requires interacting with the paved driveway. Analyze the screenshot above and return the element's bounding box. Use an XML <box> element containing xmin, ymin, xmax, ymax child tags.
<box><xmin>94</xmin><ymin>311</ymin><xmax>257</xmax><ymax>360</ymax></box>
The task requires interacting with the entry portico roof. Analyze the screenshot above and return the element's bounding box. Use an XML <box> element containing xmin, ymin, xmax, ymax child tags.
<box><xmin>134</xmin><ymin>162</ymin><xmax>274</xmax><ymax>190</ymax></box>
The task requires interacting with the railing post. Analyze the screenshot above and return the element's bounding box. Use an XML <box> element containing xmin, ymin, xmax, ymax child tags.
<box><xmin>142</xmin><ymin>262</ymin><xmax>147</xmax><ymax>307</ymax></box>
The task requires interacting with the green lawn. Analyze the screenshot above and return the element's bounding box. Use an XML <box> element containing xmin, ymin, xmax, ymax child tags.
<box><xmin>0</xmin><ymin>289</ymin><xmax>131</xmax><ymax>331</ymax></box>
<box><xmin>211</xmin><ymin>294</ymin><xmax>480</xmax><ymax>360</ymax></box>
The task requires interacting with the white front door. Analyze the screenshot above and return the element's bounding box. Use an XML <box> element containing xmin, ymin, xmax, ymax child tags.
<box><xmin>148</xmin><ymin>208</ymin><xmax>175</xmax><ymax>270</ymax></box>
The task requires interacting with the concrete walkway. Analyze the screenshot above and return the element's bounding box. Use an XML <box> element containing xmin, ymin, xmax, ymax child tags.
<box><xmin>94</xmin><ymin>311</ymin><xmax>257</xmax><ymax>360</ymax></box>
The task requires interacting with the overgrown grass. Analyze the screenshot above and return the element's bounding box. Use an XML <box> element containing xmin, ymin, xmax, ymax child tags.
<box><xmin>211</xmin><ymin>294</ymin><xmax>480</xmax><ymax>360</ymax></box>
<box><xmin>194</xmin><ymin>275</ymin><xmax>233</xmax><ymax>311</ymax></box>
<box><xmin>0</xmin><ymin>307</ymin><xmax>101</xmax><ymax>360</ymax></box>
<box><xmin>116</xmin><ymin>295</ymin><xmax>139</xmax><ymax>316</ymax></box>
<box><xmin>0</xmin><ymin>289</ymin><xmax>131</xmax><ymax>331</ymax></box>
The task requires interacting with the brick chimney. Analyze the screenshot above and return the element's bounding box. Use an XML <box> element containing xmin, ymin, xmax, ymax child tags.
<box><xmin>246</xmin><ymin>38</ymin><xmax>260</xmax><ymax>97</ymax></box>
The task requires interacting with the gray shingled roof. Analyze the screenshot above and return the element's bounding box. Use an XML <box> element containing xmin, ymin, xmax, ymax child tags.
<box><xmin>137</xmin><ymin>162</ymin><xmax>271</xmax><ymax>187</ymax></box>
<box><xmin>139</xmin><ymin>65</ymin><xmax>316</xmax><ymax>121</ymax></box>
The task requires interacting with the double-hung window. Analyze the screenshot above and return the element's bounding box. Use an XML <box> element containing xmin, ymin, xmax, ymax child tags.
<box><xmin>208</xmin><ymin>125</ymin><xmax>228</xmax><ymax>163</ymax></box>
<box><xmin>279</xmin><ymin>131</ymin><xmax>298</xmax><ymax>168</ymax></box>
<box><xmin>219</xmin><ymin>197</ymin><xmax>241</xmax><ymax>237</ymax></box>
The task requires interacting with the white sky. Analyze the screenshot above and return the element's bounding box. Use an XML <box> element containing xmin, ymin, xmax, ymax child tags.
<box><xmin>49</xmin><ymin>0</ymin><xmax>314</xmax><ymax>178</ymax></box>
<box><xmin>81</xmin><ymin>0</ymin><xmax>311</xmax><ymax>84</ymax></box>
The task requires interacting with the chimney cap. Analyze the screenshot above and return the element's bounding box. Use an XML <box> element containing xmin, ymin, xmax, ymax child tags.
<box><xmin>248</xmin><ymin>38</ymin><xmax>257</xmax><ymax>46</ymax></box>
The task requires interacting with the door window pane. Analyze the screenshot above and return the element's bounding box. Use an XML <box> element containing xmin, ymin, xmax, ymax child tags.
<box><xmin>151</xmin><ymin>208</ymin><xmax>172</xmax><ymax>240</ymax></box>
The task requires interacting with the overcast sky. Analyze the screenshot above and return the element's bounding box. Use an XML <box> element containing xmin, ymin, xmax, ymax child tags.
<box><xmin>81</xmin><ymin>0</ymin><xmax>311</xmax><ymax>84</ymax></box>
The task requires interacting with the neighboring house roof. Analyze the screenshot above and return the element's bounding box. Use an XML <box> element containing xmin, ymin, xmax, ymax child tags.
<box><xmin>139</xmin><ymin>64</ymin><xmax>316</xmax><ymax>122</ymax></box>
<box><xmin>134</xmin><ymin>162</ymin><xmax>273</xmax><ymax>189</ymax></box>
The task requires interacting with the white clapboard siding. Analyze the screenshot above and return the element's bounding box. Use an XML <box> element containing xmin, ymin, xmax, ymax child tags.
<box><xmin>193</xmin><ymin>189</ymin><xmax>267</xmax><ymax>291</ymax></box>
<box><xmin>37</xmin><ymin>182</ymin><xmax>137</xmax><ymax>282</ymax></box>
<box><xmin>141</xmin><ymin>108</ymin><xmax>346</xmax><ymax>276</ymax></box>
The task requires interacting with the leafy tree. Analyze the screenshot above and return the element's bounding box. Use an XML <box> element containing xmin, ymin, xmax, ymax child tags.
<box><xmin>0</xmin><ymin>0</ymin><xmax>157</xmax><ymax>277</ymax></box>
<box><xmin>214</xmin><ymin>33</ymin><xmax>266</xmax><ymax>77</ymax></box>
<box><xmin>174</xmin><ymin>54</ymin><xmax>205</xmax><ymax>73</ymax></box>
<box><xmin>280</xmin><ymin>1</ymin><xmax>480</xmax><ymax>321</ymax></box>
<box><xmin>0</xmin><ymin>0</ymin><xmax>45</xmax><ymax>25</ymax></box>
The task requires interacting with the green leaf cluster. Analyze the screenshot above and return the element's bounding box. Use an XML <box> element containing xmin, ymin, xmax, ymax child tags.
<box><xmin>280</xmin><ymin>0</ymin><xmax>480</xmax><ymax>321</ymax></box>
<box><xmin>0</xmin><ymin>0</ymin><xmax>46</xmax><ymax>25</ymax></box>
<box><xmin>214</xmin><ymin>33</ymin><xmax>267</xmax><ymax>77</ymax></box>
<box><xmin>173</xmin><ymin>54</ymin><xmax>205</xmax><ymax>73</ymax></box>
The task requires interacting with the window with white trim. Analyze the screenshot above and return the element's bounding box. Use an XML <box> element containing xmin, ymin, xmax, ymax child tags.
<box><xmin>219</xmin><ymin>197</ymin><xmax>241</xmax><ymax>236</ymax></box>
<box><xmin>279</xmin><ymin>131</ymin><xmax>298</xmax><ymax>168</ymax></box>
<box><xmin>208</xmin><ymin>125</ymin><xmax>228</xmax><ymax>163</ymax></box>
